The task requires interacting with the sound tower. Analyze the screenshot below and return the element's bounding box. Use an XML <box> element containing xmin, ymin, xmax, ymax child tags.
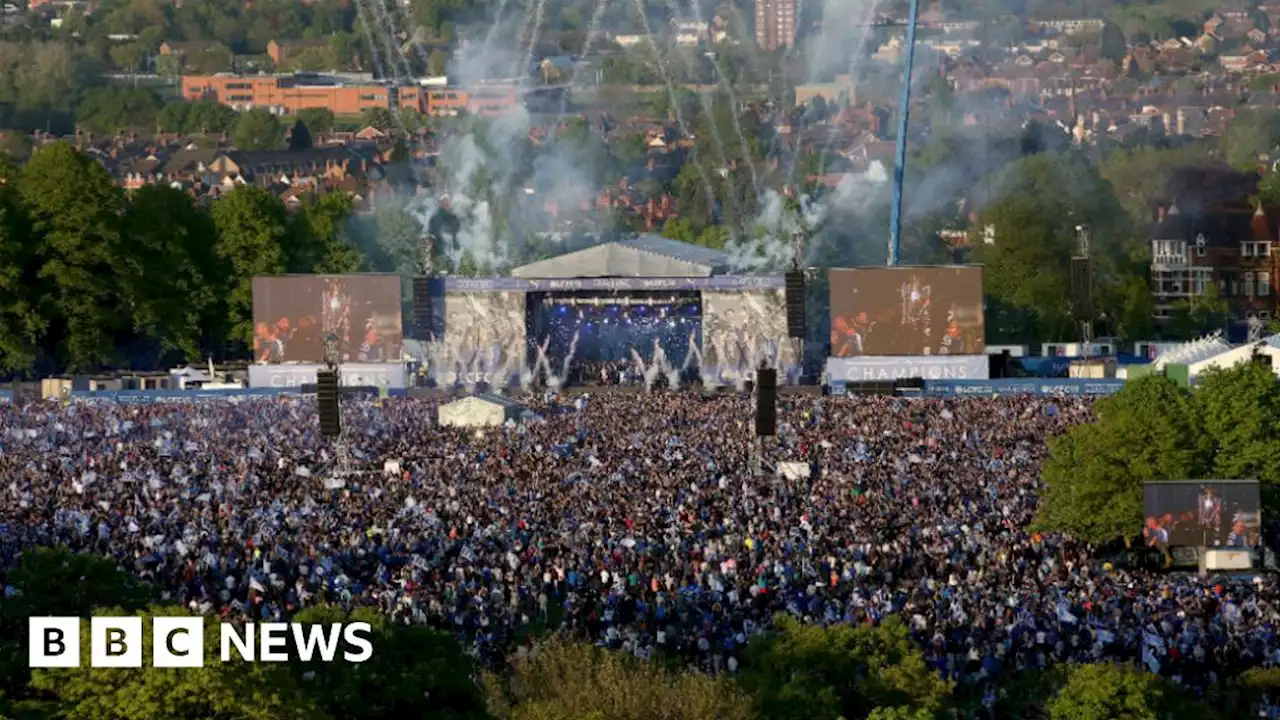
<box><xmin>1070</xmin><ymin>257</ymin><xmax>1092</xmax><ymax>318</ymax></box>
<box><xmin>411</xmin><ymin>276</ymin><xmax>433</xmax><ymax>340</ymax></box>
<box><xmin>785</xmin><ymin>270</ymin><xmax>806</xmax><ymax>339</ymax></box>
<box><xmin>316</xmin><ymin>369</ymin><xmax>341</xmax><ymax>438</ymax></box>
<box><xmin>755</xmin><ymin>368</ymin><xmax>777</xmax><ymax>437</ymax></box>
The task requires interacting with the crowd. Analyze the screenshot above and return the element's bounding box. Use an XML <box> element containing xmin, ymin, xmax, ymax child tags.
<box><xmin>2</xmin><ymin>392</ymin><xmax>1279</xmax><ymax>709</ymax></box>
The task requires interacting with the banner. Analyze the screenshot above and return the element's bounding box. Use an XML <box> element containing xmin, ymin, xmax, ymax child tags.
<box><xmin>826</xmin><ymin>355</ymin><xmax>989</xmax><ymax>382</ymax></box>
<box><xmin>923</xmin><ymin>379</ymin><xmax>1125</xmax><ymax>396</ymax></box>
<box><xmin>247</xmin><ymin>363</ymin><xmax>408</xmax><ymax>389</ymax></box>
<box><xmin>437</xmin><ymin>276</ymin><xmax>786</xmax><ymax>292</ymax></box>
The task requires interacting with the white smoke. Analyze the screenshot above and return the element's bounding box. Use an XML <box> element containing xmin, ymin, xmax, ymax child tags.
<box><xmin>727</xmin><ymin>160</ymin><xmax>889</xmax><ymax>272</ymax></box>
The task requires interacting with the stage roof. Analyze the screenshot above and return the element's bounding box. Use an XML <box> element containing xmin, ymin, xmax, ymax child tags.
<box><xmin>511</xmin><ymin>234</ymin><xmax>732</xmax><ymax>279</ymax></box>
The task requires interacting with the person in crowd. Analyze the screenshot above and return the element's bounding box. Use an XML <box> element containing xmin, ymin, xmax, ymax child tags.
<box><xmin>1</xmin><ymin>393</ymin><xmax>1275</xmax><ymax>702</ymax></box>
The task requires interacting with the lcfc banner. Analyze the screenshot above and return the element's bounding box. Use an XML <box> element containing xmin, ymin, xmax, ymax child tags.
<box><xmin>826</xmin><ymin>355</ymin><xmax>989</xmax><ymax>382</ymax></box>
<box><xmin>248</xmin><ymin>364</ymin><xmax>407</xmax><ymax>389</ymax></box>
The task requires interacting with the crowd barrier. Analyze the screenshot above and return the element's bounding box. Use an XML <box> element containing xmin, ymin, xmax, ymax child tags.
<box><xmin>12</xmin><ymin>379</ymin><xmax>1127</xmax><ymax>404</ymax></box>
<box><xmin>923</xmin><ymin>379</ymin><xmax>1126</xmax><ymax>396</ymax></box>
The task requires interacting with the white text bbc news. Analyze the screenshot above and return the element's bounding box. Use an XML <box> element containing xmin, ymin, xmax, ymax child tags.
<box><xmin>28</xmin><ymin>617</ymin><xmax>373</xmax><ymax>668</ymax></box>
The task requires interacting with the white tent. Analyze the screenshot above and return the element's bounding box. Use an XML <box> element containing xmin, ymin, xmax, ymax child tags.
<box><xmin>437</xmin><ymin>394</ymin><xmax>533</xmax><ymax>428</ymax></box>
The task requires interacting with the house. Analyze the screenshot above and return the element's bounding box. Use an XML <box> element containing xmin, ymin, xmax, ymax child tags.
<box><xmin>1148</xmin><ymin>192</ymin><xmax>1280</xmax><ymax>326</ymax></box>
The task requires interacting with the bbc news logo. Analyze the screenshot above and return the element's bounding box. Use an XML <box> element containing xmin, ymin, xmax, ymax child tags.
<box><xmin>29</xmin><ymin>617</ymin><xmax>373</xmax><ymax>668</ymax></box>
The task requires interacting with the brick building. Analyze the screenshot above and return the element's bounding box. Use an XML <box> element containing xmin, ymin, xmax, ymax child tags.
<box><xmin>1150</xmin><ymin>202</ymin><xmax>1280</xmax><ymax>325</ymax></box>
<box><xmin>182</xmin><ymin>74</ymin><xmax>412</xmax><ymax>116</ymax></box>
<box><xmin>181</xmin><ymin>75</ymin><xmax>520</xmax><ymax>118</ymax></box>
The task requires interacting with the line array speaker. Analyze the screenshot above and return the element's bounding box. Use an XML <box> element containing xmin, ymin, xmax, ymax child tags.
<box><xmin>989</xmin><ymin>350</ymin><xmax>1012</xmax><ymax>379</ymax></box>
<box><xmin>785</xmin><ymin>270</ymin><xmax>805</xmax><ymax>339</ymax></box>
<box><xmin>755</xmin><ymin>368</ymin><xmax>777</xmax><ymax>437</ymax></box>
<box><xmin>317</xmin><ymin>370</ymin><xmax>341</xmax><ymax>438</ymax></box>
<box><xmin>411</xmin><ymin>276</ymin><xmax>433</xmax><ymax>340</ymax></box>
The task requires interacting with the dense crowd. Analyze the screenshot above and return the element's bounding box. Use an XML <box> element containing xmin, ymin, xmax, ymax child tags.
<box><xmin>1</xmin><ymin>393</ymin><xmax>1278</xmax><ymax>709</ymax></box>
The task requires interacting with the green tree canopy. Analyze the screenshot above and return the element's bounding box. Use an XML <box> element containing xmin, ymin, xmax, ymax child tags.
<box><xmin>20</xmin><ymin>141</ymin><xmax>127</xmax><ymax>370</ymax></box>
<box><xmin>29</xmin><ymin>607</ymin><xmax>319</xmax><ymax>720</ymax></box>
<box><xmin>289</xmin><ymin>606</ymin><xmax>486</xmax><ymax>720</ymax></box>
<box><xmin>232</xmin><ymin>108</ymin><xmax>284</xmax><ymax>150</ymax></box>
<box><xmin>210</xmin><ymin>185</ymin><xmax>292</xmax><ymax>345</ymax></box>
<box><xmin>1225</xmin><ymin>109</ymin><xmax>1280</xmax><ymax>169</ymax></box>
<box><xmin>486</xmin><ymin>640</ymin><xmax>755</xmax><ymax>720</ymax></box>
<box><xmin>740</xmin><ymin>616</ymin><xmax>952</xmax><ymax>720</ymax></box>
<box><xmin>1047</xmin><ymin>663</ymin><xmax>1215</xmax><ymax>720</ymax></box>
<box><xmin>1036</xmin><ymin>375</ymin><xmax>1208</xmax><ymax>543</ymax></box>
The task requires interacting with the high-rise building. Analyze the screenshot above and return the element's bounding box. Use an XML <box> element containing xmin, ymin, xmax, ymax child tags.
<box><xmin>755</xmin><ymin>0</ymin><xmax>797</xmax><ymax>51</ymax></box>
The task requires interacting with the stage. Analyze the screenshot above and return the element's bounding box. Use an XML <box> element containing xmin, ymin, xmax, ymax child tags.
<box><xmin>416</xmin><ymin>236</ymin><xmax>801</xmax><ymax>387</ymax></box>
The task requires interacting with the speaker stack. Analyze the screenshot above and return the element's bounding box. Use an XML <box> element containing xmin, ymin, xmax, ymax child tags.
<box><xmin>316</xmin><ymin>369</ymin><xmax>342</xmax><ymax>438</ymax></box>
<box><xmin>411</xmin><ymin>276</ymin><xmax>433</xmax><ymax>340</ymax></box>
<box><xmin>785</xmin><ymin>270</ymin><xmax>805</xmax><ymax>339</ymax></box>
<box><xmin>755</xmin><ymin>368</ymin><xmax>777</xmax><ymax>437</ymax></box>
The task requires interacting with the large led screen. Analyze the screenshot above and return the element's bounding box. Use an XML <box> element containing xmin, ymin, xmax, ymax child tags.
<box><xmin>1143</xmin><ymin>480</ymin><xmax>1261</xmax><ymax>549</ymax></box>
<box><xmin>252</xmin><ymin>275</ymin><xmax>403</xmax><ymax>364</ymax></box>
<box><xmin>829</xmin><ymin>266</ymin><xmax>985</xmax><ymax>357</ymax></box>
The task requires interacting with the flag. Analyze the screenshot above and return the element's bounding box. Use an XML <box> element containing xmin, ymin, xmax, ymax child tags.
<box><xmin>1055</xmin><ymin>600</ymin><xmax>1078</xmax><ymax>624</ymax></box>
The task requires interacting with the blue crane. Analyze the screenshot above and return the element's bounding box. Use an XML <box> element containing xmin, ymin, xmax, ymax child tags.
<box><xmin>887</xmin><ymin>0</ymin><xmax>921</xmax><ymax>266</ymax></box>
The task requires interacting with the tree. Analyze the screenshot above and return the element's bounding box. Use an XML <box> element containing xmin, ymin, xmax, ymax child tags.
<box><xmin>0</xmin><ymin>548</ymin><xmax>155</xmax><ymax>705</ymax></box>
<box><xmin>1099</xmin><ymin>145</ymin><xmax>1209</xmax><ymax>227</ymax></box>
<box><xmin>1100</xmin><ymin>22</ymin><xmax>1128</xmax><ymax>63</ymax></box>
<box><xmin>866</xmin><ymin>707</ymin><xmax>936</xmax><ymax>720</ymax></box>
<box><xmin>485</xmin><ymin>641</ymin><xmax>755</xmax><ymax>720</ymax></box>
<box><xmin>1110</xmin><ymin>273</ymin><xmax>1156</xmax><ymax>342</ymax></box>
<box><xmin>428</xmin><ymin>48</ymin><xmax>448</xmax><ymax>76</ymax></box>
<box><xmin>19</xmin><ymin>142</ymin><xmax>126</xmax><ymax>370</ymax></box>
<box><xmin>1167</xmin><ymin>284</ymin><xmax>1229</xmax><ymax>340</ymax></box>
<box><xmin>740</xmin><ymin>616</ymin><xmax>952</xmax><ymax>720</ymax></box>
<box><xmin>157</xmin><ymin>99</ymin><xmax>237</xmax><ymax>135</ymax></box>
<box><xmin>1194</xmin><ymin>361</ymin><xmax>1280</xmax><ymax>489</ymax></box>
<box><xmin>1223</xmin><ymin>108</ymin><xmax>1280</xmax><ymax>169</ymax></box>
<box><xmin>1047</xmin><ymin>663</ymin><xmax>1208</xmax><ymax>720</ymax></box>
<box><xmin>290</xmin><ymin>606</ymin><xmax>486</xmax><ymax>720</ymax></box>
<box><xmin>232</xmin><ymin>108</ymin><xmax>284</xmax><ymax>150</ymax></box>
<box><xmin>972</xmin><ymin>152</ymin><xmax>1139</xmax><ymax>345</ymax></box>
<box><xmin>210</xmin><ymin>186</ymin><xmax>292</xmax><ymax>345</ymax></box>
<box><xmin>0</xmin><ymin>178</ymin><xmax>39</xmax><ymax>374</ymax></box>
<box><xmin>288</xmin><ymin>117</ymin><xmax>313</xmax><ymax>150</ymax></box>
<box><xmin>360</xmin><ymin>106</ymin><xmax>393</xmax><ymax>131</ymax></box>
<box><xmin>108</xmin><ymin>42</ymin><xmax>148</xmax><ymax>73</ymax></box>
<box><xmin>1035</xmin><ymin>375</ymin><xmax>1209</xmax><ymax>544</ymax></box>
<box><xmin>76</xmin><ymin>87</ymin><xmax>162</xmax><ymax>134</ymax></box>
<box><xmin>29</xmin><ymin>607</ymin><xmax>320</xmax><ymax>720</ymax></box>
<box><xmin>120</xmin><ymin>185</ymin><xmax>222</xmax><ymax>364</ymax></box>
<box><xmin>296</xmin><ymin>107</ymin><xmax>335</xmax><ymax>136</ymax></box>
<box><xmin>292</xmin><ymin>193</ymin><xmax>366</xmax><ymax>273</ymax></box>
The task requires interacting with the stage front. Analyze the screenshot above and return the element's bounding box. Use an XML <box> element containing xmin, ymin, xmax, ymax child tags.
<box><xmin>419</xmin><ymin>275</ymin><xmax>800</xmax><ymax>387</ymax></box>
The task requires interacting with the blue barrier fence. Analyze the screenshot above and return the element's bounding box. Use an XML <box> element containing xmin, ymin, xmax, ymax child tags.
<box><xmin>828</xmin><ymin>379</ymin><xmax>1127</xmax><ymax>397</ymax></box>
<box><xmin>67</xmin><ymin>388</ymin><xmax>301</xmax><ymax>403</ymax></box>
<box><xmin>18</xmin><ymin>379</ymin><xmax>1128</xmax><ymax>404</ymax></box>
<box><xmin>926</xmin><ymin>379</ymin><xmax>1126</xmax><ymax>396</ymax></box>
